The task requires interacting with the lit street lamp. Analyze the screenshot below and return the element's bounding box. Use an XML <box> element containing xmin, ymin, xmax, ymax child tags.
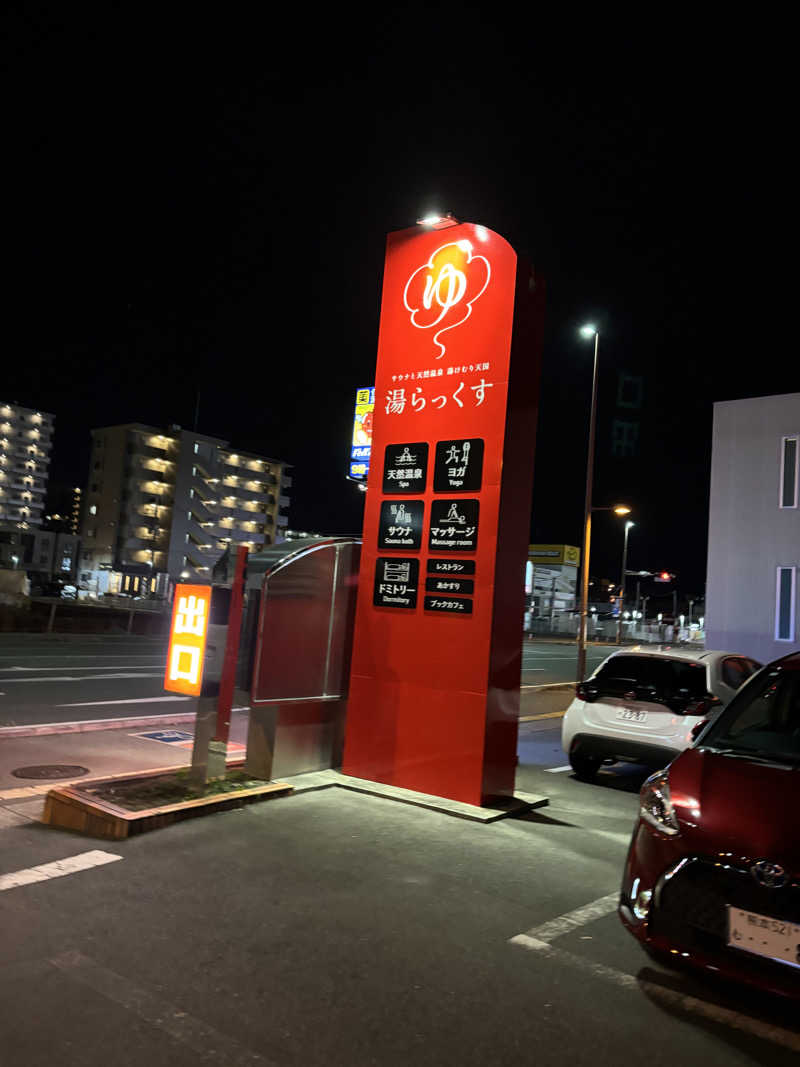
<box><xmin>575</xmin><ymin>322</ymin><xmax>635</xmax><ymax>678</ymax></box>
<box><xmin>577</xmin><ymin>495</ymin><xmax>631</xmax><ymax>679</ymax></box>
<box><xmin>576</xmin><ymin>325</ymin><xmax>599</xmax><ymax>684</ymax></box>
<box><xmin>616</xmin><ymin>520</ymin><xmax>634</xmax><ymax>645</ymax></box>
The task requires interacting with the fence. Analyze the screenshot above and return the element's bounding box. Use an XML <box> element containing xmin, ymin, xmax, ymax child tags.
<box><xmin>0</xmin><ymin>597</ymin><xmax>171</xmax><ymax>635</ymax></box>
<box><xmin>524</xmin><ymin>612</ymin><xmax>705</xmax><ymax>646</ymax></box>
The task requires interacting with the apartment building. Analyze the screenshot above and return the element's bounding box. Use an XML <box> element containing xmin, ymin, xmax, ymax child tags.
<box><xmin>79</xmin><ymin>423</ymin><xmax>291</xmax><ymax>597</ymax></box>
<box><xmin>44</xmin><ymin>486</ymin><xmax>82</xmax><ymax>534</ymax></box>
<box><xmin>706</xmin><ymin>392</ymin><xmax>800</xmax><ymax>663</ymax></box>
<box><xmin>0</xmin><ymin>401</ymin><xmax>53</xmax><ymax>530</ymax></box>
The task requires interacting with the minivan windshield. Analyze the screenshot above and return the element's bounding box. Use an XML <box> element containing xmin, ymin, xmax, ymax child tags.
<box><xmin>700</xmin><ymin>666</ymin><xmax>800</xmax><ymax>763</ymax></box>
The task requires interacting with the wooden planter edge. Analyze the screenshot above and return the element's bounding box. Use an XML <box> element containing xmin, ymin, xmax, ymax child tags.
<box><xmin>43</xmin><ymin>774</ymin><xmax>292</xmax><ymax>840</ymax></box>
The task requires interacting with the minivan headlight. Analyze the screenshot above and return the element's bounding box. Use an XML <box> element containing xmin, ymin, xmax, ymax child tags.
<box><xmin>640</xmin><ymin>770</ymin><xmax>681</xmax><ymax>836</ymax></box>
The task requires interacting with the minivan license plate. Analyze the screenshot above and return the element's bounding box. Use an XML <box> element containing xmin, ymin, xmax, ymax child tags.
<box><xmin>728</xmin><ymin>907</ymin><xmax>800</xmax><ymax>967</ymax></box>
<box><xmin>615</xmin><ymin>708</ymin><xmax>647</xmax><ymax>723</ymax></box>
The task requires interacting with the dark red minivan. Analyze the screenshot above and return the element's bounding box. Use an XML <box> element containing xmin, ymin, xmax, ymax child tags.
<box><xmin>620</xmin><ymin>651</ymin><xmax>800</xmax><ymax>998</ymax></box>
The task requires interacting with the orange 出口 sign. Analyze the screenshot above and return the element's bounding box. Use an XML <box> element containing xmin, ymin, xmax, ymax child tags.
<box><xmin>164</xmin><ymin>583</ymin><xmax>212</xmax><ymax>696</ymax></box>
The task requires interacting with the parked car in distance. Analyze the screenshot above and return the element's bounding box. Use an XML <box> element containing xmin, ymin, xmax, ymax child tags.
<box><xmin>619</xmin><ymin>650</ymin><xmax>800</xmax><ymax>999</ymax></box>
<box><xmin>562</xmin><ymin>648</ymin><xmax>761</xmax><ymax>779</ymax></box>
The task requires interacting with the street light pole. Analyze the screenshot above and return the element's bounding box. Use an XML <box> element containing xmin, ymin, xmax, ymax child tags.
<box><xmin>577</xmin><ymin>327</ymin><xmax>599</xmax><ymax>683</ymax></box>
<box><xmin>616</xmin><ymin>521</ymin><xmax>634</xmax><ymax>645</ymax></box>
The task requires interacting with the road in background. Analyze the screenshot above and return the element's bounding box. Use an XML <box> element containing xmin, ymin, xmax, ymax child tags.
<box><xmin>0</xmin><ymin>634</ymin><xmax>619</xmax><ymax>728</ymax></box>
<box><xmin>521</xmin><ymin>639</ymin><xmax>616</xmax><ymax>687</ymax></box>
<box><xmin>0</xmin><ymin>635</ymin><xmax>173</xmax><ymax>727</ymax></box>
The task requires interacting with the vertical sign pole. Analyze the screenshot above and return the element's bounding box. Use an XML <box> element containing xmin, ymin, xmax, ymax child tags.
<box><xmin>215</xmin><ymin>545</ymin><xmax>248</xmax><ymax>746</ymax></box>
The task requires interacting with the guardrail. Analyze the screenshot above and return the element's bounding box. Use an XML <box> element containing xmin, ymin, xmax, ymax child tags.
<box><xmin>525</xmin><ymin>615</ymin><xmax>705</xmax><ymax>646</ymax></box>
<box><xmin>26</xmin><ymin>596</ymin><xmax>170</xmax><ymax>635</ymax></box>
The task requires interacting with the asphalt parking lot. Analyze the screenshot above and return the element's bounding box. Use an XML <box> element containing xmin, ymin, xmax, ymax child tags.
<box><xmin>1</xmin><ymin>715</ymin><xmax>798</xmax><ymax>1065</ymax></box>
<box><xmin>1</xmin><ymin>632</ymin><xmax>797</xmax><ymax>1064</ymax></box>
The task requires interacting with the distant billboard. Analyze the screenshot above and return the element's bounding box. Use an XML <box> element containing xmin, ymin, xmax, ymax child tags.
<box><xmin>350</xmin><ymin>387</ymin><xmax>375</xmax><ymax>480</ymax></box>
<box><xmin>528</xmin><ymin>544</ymin><xmax>581</xmax><ymax>567</ymax></box>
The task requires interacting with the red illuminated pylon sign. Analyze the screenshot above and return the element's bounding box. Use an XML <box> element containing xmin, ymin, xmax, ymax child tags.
<box><xmin>164</xmin><ymin>583</ymin><xmax>211</xmax><ymax>696</ymax></box>
<box><xmin>342</xmin><ymin>222</ymin><xmax>545</xmax><ymax>807</ymax></box>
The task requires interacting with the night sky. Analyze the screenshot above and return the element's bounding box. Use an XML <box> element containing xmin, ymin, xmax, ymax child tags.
<box><xmin>6</xmin><ymin>13</ymin><xmax>795</xmax><ymax>606</ymax></box>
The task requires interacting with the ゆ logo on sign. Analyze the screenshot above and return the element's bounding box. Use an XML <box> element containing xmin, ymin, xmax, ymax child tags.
<box><xmin>403</xmin><ymin>240</ymin><xmax>490</xmax><ymax>358</ymax></box>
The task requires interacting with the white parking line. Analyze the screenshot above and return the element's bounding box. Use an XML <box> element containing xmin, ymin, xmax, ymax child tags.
<box><xmin>513</xmin><ymin>892</ymin><xmax>619</xmax><ymax>944</ymax></box>
<box><xmin>0</xmin><ymin>664</ymin><xmax>163</xmax><ymax>672</ymax></box>
<box><xmin>545</xmin><ymin>765</ymin><xmax>572</xmax><ymax>773</ymax></box>
<box><xmin>1</xmin><ymin>673</ymin><xmax>163</xmax><ymax>684</ymax></box>
<box><xmin>50</xmin><ymin>951</ymin><xmax>275</xmax><ymax>1064</ymax></box>
<box><xmin>0</xmin><ymin>652</ymin><xmax>164</xmax><ymax>660</ymax></box>
<box><xmin>0</xmin><ymin>850</ymin><xmax>122</xmax><ymax>892</ymax></box>
<box><xmin>56</xmin><ymin>695</ymin><xmax>190</xmax><ymax>707</ymax></box>
<box><xmin>510</xmin><ymin>936</ymin><xmax>800</xmax><ymax>1053</ymax></box>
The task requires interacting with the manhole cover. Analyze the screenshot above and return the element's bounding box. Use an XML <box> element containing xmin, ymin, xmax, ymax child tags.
<box><xmin>11</xmin><ymin>765</ymin><xmax>90</xmax><ymax>780</ymax></box>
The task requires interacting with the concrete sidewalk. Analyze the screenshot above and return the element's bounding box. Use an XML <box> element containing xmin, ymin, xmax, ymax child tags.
<box><xmin>0</xmin><ymin>683</ymin><xmax>574</xmax><ymax>832</ymax></box>
<box><xmin>0</xmin><ymin>711</ymin><xmax>251</xmax><ymax>829</ymax></box>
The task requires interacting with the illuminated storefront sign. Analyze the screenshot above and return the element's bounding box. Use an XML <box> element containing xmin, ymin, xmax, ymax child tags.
<box><xmin>528</xmin><ymin>544</ymin><xmax>581</xmax><ymax>567</ymax></box>
<box><xmin>164</xmin><ymin>583</ymin><xmax>211</xmax><ymax>696</ymax></box>
<box><xmin>343</xmin><ymin>222</ymin><xmax>545</xmax><ymax>806</ymax></box>
<box><xmin>350</xmin><ymin>387</ymin><xmax>375</xmax><ymax>480</ymax></box>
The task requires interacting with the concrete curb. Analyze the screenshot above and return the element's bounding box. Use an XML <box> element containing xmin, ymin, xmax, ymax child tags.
<box><xmin>0</xmin><ymin>712</ymin><xmax>197</xmax><ymax>739</ymax></box>
<box><xmin>521</xmin><ymin>681</ymin><xmax>574</xmax><ymax>722</ymax></box>
<box><xmin>281</xmin><ymin>770</ymin><xmax>549</xmax><ymax>823</ymax></box>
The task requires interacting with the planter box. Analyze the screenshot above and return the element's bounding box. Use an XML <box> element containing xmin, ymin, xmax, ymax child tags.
<box><xmin>43</xmin><ymin>768</ymin><xmax>292</xmax><ymax>840</ymax></box>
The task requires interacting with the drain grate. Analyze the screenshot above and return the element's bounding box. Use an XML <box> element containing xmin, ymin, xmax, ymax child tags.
<box><xmin>11</xmin><ymin>765</ymin><xmax>90</xmax><ymax>780</ymax></box>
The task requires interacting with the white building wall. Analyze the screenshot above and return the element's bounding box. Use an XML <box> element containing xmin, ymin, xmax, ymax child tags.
<box><xmin>706</xmin><ymin>393</ymin><xmax>800</xmax><ymax>664</ymax></box>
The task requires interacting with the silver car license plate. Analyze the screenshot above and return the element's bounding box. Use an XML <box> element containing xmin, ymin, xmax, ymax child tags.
<box><xmin>728</xmin><ymin>907</ymin><xmax>800</xmax><ymax>968</ymax></box>
<box><xmin>615</xmin><ymin>708</ymin><xmax>647</xmax><ymax>723</ymax></box>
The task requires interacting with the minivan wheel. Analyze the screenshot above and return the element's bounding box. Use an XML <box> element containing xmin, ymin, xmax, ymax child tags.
<box><xmin>569</xmin><ymin>751</ymin><xmax>602</xmax><ymax>780</ymax></box>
